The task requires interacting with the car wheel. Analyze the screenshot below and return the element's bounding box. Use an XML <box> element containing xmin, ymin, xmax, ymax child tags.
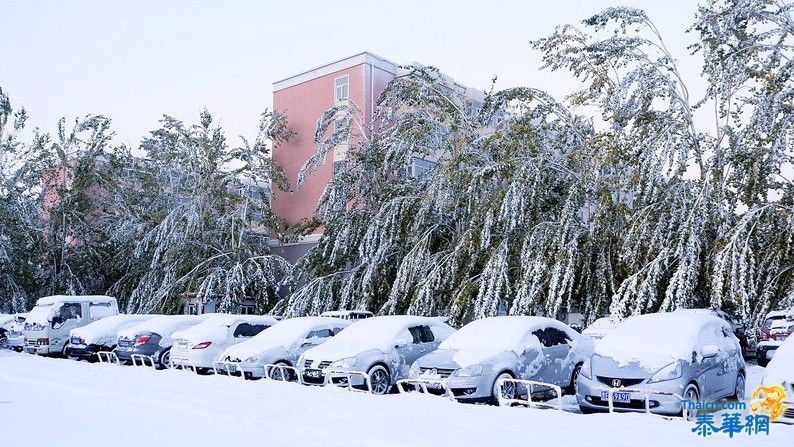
<box><xmin>158</xmin><ymin>348</ymin><xmax>172</xmax><ymax>370</ymax></box>
<box><xmin>367</xmin><ymin>365</ymin><xmax>391</xmax><ymax>395</ymax></box>
<box><xmin>733</xmin><ymin>372</ymin><xmax>746</xmax><ymax>400</ymax></box>
<box><xmin>271</xmin><ymin>361</ymin><xmax>295</xmax><ymax>381</ymax></box>
<box><xmin>567</xmin><ymin>363</ymin><xmax>583</xmax><ymax>395</ymax></box>
<box><xmin>491</xmin><ymin>372</ymin><xmax>516</xmax><ymax>404</ymax></box>
<box><xmin>682</xmin><ymin>383</ymin><xmax>700</xmax><ymax>420</ymax></box>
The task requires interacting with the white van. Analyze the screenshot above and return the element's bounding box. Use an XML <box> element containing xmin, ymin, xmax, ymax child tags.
<box><xmin>23</xmin><ymin>295</ymin><xmax>119</xmax><ymax>356</ymax></box>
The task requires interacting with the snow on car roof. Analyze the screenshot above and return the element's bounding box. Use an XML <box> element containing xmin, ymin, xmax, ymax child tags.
<box><xmin>440</xmin><ymin>316</ymin><xmax>560</xmax><ymax>352</ymax></box>
<box><xmin>117</xmin><ymin>314</ymin><xmax>210</xmax><ymax>339</ymax></box>
<box><xmin>304</xmin><ymin>315</ymin><xmax>451</xmax><ymax>359</ymax></box>
<box><xmin>36</xmin><ymin>295</ymin><xmax>116</xmax><ymax>305</ymax></box>
<box><xmin>770</xmin><ymin>319</ymin><xmax>794</xmax><ymax>330</ymax></box>
<box><xmin>172</xmin><ymin>314</ymin><xmax>279</xmax><ymax>342</ymax></box>
<box><xmin>595</xmin><ymin>312</ymin><xmax>728</xmax><ymax>370</ymax></box>
<box><xmin>222</xmin><ymin>317</ymin><xmax>352</xmax><ymax>360</ymax></box>
<box><xmin>582</xmin><ymin>316</ymin><xmax>620</xmax><ymax>335</ymax></box>
<box><xmin>71</xmin><ymin>314</ymin><xmax>158</xmax><ymax>344</ymax></box>
<box><xmin>765</xmin><ymin>336</ymin><xmax>794</xmax><ymax>386</ymax></box>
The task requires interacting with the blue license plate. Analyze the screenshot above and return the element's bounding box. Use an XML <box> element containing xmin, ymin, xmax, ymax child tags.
<box><xmin>601</xmin><ymin>391</ymin><xmax>631</xmax><ymax>403</ymax></box>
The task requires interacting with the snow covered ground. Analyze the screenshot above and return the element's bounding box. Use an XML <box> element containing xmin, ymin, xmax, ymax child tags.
<box><xmin>0</xmin><ymin>350</ymin><xmax>790</xmax><ymax>446</ymax></box>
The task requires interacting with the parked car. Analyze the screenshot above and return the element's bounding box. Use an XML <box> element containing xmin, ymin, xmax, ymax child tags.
<box><xmin>761</xmin><ymin>335</ymin><xmax>794</xmax><ymax>423</ymax></box>
<box><xmin>298</xmin><ymin>315</ymin><xmax>455</xmax><ymax>394</ymax></box>
<box><xmin>170</xmin><ymin>314</ymin><xmax>279</xmax><ymax>374</ymax></box>
<box><xmin>576</xmin><ymin>312</ymin><xmax>746</xmax><ymax>415</ymax></box>
<box><xmin>758</xmin><ymin>310</ymin><xmax>791</xmax><ymax>343</ymax></box>
<box><xmin>0</xmin><ymin>314</ymin><xmax>13</xmax><ymax>348</ymax></box>
<box><xmin>757</xmin><ymin>318</ymin><xmax>794</xmax><ymax>367</ymax></box>
<box><xmin>319</xmin><ymin>310</ymin><xmax>374</xmax><ymax>321</ymax></box>
<box><xmin>409</xmin><ymin>316</ymin><xmax>593</xmax><ymax>403</ymax></box>
<box><xmin>216</xmin><ymin>317</ymin><xmax>352</xmax><ymax>379</ymax></box>
<box><xmin>675</xmin><ymin>308</ymin><xmax>749</xmax><ymax>357</ymax></box>
<box><xmin>66</xmin><ymin>314</ymin><xmax>157</xmax><ymax>361</ymax></box>
<box><xmin>582</xmin><ymin>317</ymin><xmax>620</xmax><ymax>340</ymax></box>
<box><xmin>23</xmin><ymin>295</ymin><xmax>119</xmax><ymax>356</ymax></box>
<box><xmin>116</xmin><ymin>314</ymin><xmax>212</xmax><ymax>368</ymax></box>
<box><xmin>5</xmin><ymin>313</ymin><xmax>28</xmax><ymax>352</ymax></box>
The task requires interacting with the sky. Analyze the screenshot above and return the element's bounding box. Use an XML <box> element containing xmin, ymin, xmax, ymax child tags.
<box><xmin>0</xmin><ymin>0</ymin><xmax>709</xmax><ymax>149</ymax></box>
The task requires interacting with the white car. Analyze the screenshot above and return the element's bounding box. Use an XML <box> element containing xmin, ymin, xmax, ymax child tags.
<box><xmin>216</xmin><ymin>317</ymin><xmax>352</xmax><ymax>379</ymax></box>
<box><xmin>410</xmin><ymin>316</ymin><xmax>593</xmax><ymax>402</ymax></box>
<box><xmin>761</xmin><ymin>335</ymin><xmax>794</xmax><ymax>423</ymax></box>
<box><xmin>170</xmin><ymin>314</ymin><xmax>279</xmax><ymax>374</ymax></box>
<box><xmin>298</xmin><ymin>315</ymin><xmax>456</xmax><ymax>394</ymax></box>
<box><xmin>66</xmin><ymin>314</ymin><xmax>157</xmax><ymax>361</ymax></box>
<box><xmin>115</xmin><ymin>314</ymin><xmax>213</xmax><ymax>368</ymax></box>
<box><xmin>4</xmin><ymin>313</ymin><xmax>28</xmax><ymax>352</ymax></box>
<box><xmin>582</xmin><ymin>317</ymin><xmax>620</xmax><ymax>340</ymax></box>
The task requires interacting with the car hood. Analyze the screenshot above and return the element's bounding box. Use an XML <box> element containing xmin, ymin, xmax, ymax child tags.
<box><xmin>591</xmin><ymin>354</ymin><xmax>670</xmax><ymax>378</ymax></box>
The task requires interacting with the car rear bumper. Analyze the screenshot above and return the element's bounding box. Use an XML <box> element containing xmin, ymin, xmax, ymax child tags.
<box><xmin>65</xmin><ymin>344</ymin><xmax>107</xmax><ymax>360</ymax></box>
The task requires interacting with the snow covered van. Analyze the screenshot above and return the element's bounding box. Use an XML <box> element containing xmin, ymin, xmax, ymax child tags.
<box><xmin>23</xmin><ymin>295</ymin><xmax>119</xmax><ymax>356</ymax></box>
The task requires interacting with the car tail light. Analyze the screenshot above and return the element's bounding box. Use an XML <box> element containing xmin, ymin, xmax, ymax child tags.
<box><xmin>192</xmin><ymin>341</ymin><xmax>212</xmax><ymax>349</ymax></box>
<box><xmin>759</xmin><ymin>330</ymin><xmax>769</xmax><ymax>341</ymax></box>
<box><xmin>134</xmin><ymin>335</ymin><xmax>151</xmax><ymax>346</ymax></box>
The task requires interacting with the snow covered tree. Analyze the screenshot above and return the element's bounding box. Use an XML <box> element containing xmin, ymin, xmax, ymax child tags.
<box><xmin>111</xmin><ymin>110</ymin><xmax>292</xmax><ymax>314</ymax></box>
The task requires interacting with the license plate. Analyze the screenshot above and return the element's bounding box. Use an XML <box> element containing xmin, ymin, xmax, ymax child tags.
<box><xmin>601</xmin><ymin>391</ymin><xmax>631</xmax><ymax>403</ymax></box>
<box><xmin>226</xmin><ymin>364</ymin><xmax>238</xmax><ymax>372</ymax></box>
<box><xmin>305</xmin><ymin>369</ymin><xmax>323</xmax><ymax>378</ymax></box>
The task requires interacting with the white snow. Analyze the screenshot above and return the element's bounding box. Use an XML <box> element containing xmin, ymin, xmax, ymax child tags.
<box><xmin>0</xmin><ymin>313</ymin><xmax>14</xmax><ymax>327</ymax></box>
<box><xmin>304</xmin><ymin>316</ymin><xmax>453</xmax><ymax>359</ymax></box>
<box><xmin>221</xmin><ymin>317</ymin><xmax>351</xmax><ymax>361</ymax></box>
<box><xmin>0</xmin><ymin>351</ymin><xmax>790</xmax><ymax>446</ymax></box>
<box><xmin>581</xmin><ymin>316</ymin><xmax>620</xmax><ymax>339</ymax></box>
<box><xmin>595</xmin><ymin>312</ymin><xmax>727</xmax><ymax>370</ymax></box>
<box><xmin>764</xmin><ymin>336</ymin><xmax>794</xmax><ymax>387</ymax></box>
<box><xmin>438</xmin><ymin>316</ymin><xmax>548</xmax><ymax>367</ymax></box>
<box><xmin>171</xmin><ymin>314</ymin><xmax>279</xmax><ymax>344</ymax></box>
<box><xmin>117</xmin><ymin>314</ymin><xmax>209</xmax><ymax>344</ymax></box>
<box><xmin>70</xmin><ymin>314</ymin><xmax>159</xmax><ymax>345</ymax></box>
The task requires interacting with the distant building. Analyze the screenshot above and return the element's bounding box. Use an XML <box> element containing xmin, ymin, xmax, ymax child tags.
<box><xmin>270</xmin><ymin>51</ymin><xmax>483</xmax><ymax>262</ymax></box>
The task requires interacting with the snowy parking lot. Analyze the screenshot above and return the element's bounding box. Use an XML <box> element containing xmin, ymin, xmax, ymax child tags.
<box><xmin>0</xmin><ymin>351</ymin><xmax>790</xmax><ymax>447</ymax></box>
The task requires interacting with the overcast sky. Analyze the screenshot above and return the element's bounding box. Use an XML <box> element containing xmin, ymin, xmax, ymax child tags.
<box><xmin>1</xmin><ymin>0</ymin><xmax>708</xmax><ymax>148</ymax></box>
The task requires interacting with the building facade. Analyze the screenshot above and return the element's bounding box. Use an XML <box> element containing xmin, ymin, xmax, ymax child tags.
<box><xmin>270</xmin><ymin>51</ymin><xmax>483</xmax><ymax>263</ymax></box>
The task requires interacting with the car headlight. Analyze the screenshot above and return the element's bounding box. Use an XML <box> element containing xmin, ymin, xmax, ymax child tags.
<box><xmin>647</xmin><ymin>361</ymin><xmax>683</xmax><ymax>383</ymax></box>
<box><xmin>331</xmin><ymin>356</ymin><xmax>357</xmax><ymax>368</ymax></box>
<box><xmin>455</xmin><ymin>364</ymin><xmax>484</xmax><ymax>377</ymax></box>
<box><xmin>580</xmin><ymin>359</ymin><xmax>592</xmax><ymax>380</ymax></box>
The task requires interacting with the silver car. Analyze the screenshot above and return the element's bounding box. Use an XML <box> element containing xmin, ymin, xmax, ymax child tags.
<box><xmin>298</xmin><ymin>315</ymin><xmax>455</xmax><ymax>394</ymax></box>
<box><xmin>576</xmin><ymin>312</ymin><xmax>746</xmax><ymax>415</ymax></box>
<box><xmin>409</xmin><ymin>316</ymin><xmax>593</xmax><ymax>403</ymax></box>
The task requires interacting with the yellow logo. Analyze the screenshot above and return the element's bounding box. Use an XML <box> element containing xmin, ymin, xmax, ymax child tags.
<box><xmin>750</xmin><ymin>385</ymin><xmax>787</xmax><ymax>421</ymax></box>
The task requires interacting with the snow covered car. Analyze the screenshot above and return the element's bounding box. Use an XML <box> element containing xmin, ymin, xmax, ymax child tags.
<box><xmin>761</xmin><ymin>335</ymin><xmax>794</xmax><ymax>423</ymax></box>
<box><xmin>0</xmin><ymin>313</ymin><xmax>13</xmax><ymax>348</ymax></box>
<box><xmin>170</xmin><ymin>314</ymin><xmax>279</xmax><ymax>374</ymax></box>
<box><xmin>409</xmin><ymin>316</ymin><xmax>593</xmax><ymax>403</ymax></box>
<box><xmin>757</xmin><ymin>318</ymin><xmax>794</xmax><ymax>367</ymax></box>
<box><xmin>215</xmin><ymin>317</ymin><xmax>352</xmax><ymax>379</ymax></box>
<box><xmin>24</xmin><ymin>295</ymin><xmax>119</xmax><ymax>356</ymax></box>
<box><xmin>298</xmin><ymin>315</ymin><xmax>455</xmax><ymax>394</ymax></box>
<box><xmin>115</xmin><ymin>314</ymin><xmax>212</xmax><ymax>368</ymax></box>
<box><xmin>576</xmin><ymin>312</ymin><xmax>746</xmax><ymax>415</ymax></box>
<box><xmin>675</xmin><ymin>308</ymin><xmax>749</xmax><ymax>357</ymax></box>
<box><xmin>66</xmin><ymin>314</ymin><xmax>158</xmax><ymax>361</ymax></box>
<box><xmin>4</xmin><ymin>313</ymin><xmax>28</xmax><ymax>352</ymax></box>
<box><xmin>319</xmin><ymin>310</ymin><xmax>374</xmax><ymax>321</ymax></box>
<box><xmin>581</xmin><ymin>316</ymin><xmax>620</xmax><ymax>340</ymax></box>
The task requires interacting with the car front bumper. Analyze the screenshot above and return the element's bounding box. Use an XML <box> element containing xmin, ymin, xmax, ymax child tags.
<box><xmin>576</xmin><ymin>375</ymin><xmax>685</xmax><ymax>415</ymax></box>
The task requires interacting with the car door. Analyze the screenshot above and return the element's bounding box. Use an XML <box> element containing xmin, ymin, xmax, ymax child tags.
<box><xmin>695</xmin><ymin>324</ymin><xmax>726</xmax><ymax>399</ymax></box>
<box><xmin>298</xmin><ymin>327</ymin><xmax>336</xmax><ymax>356</ymax></box>
<box><xmin>399</xmin><ymin>326</ymin><xmax>433</xmax><ymax>367</ymax></box>
<box><xmin>52</xmin><ymin>302</ymin><xmax>85</xmax><ymax>349</ymax></box>
<box><xmin>526</xmin><ymin>327</ymin><xmax>571</xmax><ymax>386</ymax></box>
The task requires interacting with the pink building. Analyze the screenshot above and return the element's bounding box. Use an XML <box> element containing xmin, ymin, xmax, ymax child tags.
<box><xmin>271</xmin><ymin>52</ymin><xmax>482</xmax><ymax>262</ymax></box>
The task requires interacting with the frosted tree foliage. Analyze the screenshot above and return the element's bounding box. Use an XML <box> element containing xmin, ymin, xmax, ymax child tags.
<box><xmin>280</xmin><ymin>1</ymin><xmax>794</xmax><ymax>327</ymax></box>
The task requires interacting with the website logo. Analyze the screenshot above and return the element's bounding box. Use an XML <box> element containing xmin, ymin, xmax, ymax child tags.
<box><xmin>750</xmin><ymin>385</ymin><xmax>787</xmax><ymax>422</ymax></box>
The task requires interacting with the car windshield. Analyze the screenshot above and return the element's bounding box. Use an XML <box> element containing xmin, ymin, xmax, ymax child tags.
<box><xmin>439</xmin><ymin>317</ymin><xmax>537</xmax><ymax>351</ymax></box>
<box><xmin>26</xmin><ymin>305</ymin><xmax>54</xmax><ymax>326</ymax></box>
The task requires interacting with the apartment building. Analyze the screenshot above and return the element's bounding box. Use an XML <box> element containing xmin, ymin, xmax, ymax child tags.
<box><xmin>270</xmin><ymin>51</ymin><xmax>483</xmax><ymax>263</ymax></box>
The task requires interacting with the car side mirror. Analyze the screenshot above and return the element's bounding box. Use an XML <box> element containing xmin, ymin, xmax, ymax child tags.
<box><xmin>51</xmin><ymin>316</ymin><xmax>62</xmax><ymax>328</ymax></box>
<box><xmin>701</xmin><ymin>344</ymin><xmax>719</xmax><ymax>359</ymax></box>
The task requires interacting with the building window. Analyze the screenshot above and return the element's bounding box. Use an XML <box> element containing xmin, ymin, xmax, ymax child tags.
<box><xmin>240</xmin><ymin>304</ymin><xmax>255</xmax><ymax>315</ymax></box>
<box><xmin>335</xmin><ymin>76</ymin><xmax>349</xmax><ymax>102</ymax></box>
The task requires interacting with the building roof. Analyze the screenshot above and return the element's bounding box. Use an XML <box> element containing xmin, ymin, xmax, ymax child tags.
<box><xmin>273</xmin><ymin>51</ymin><xmax>398</xmax><ymax>92</ymax></box>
